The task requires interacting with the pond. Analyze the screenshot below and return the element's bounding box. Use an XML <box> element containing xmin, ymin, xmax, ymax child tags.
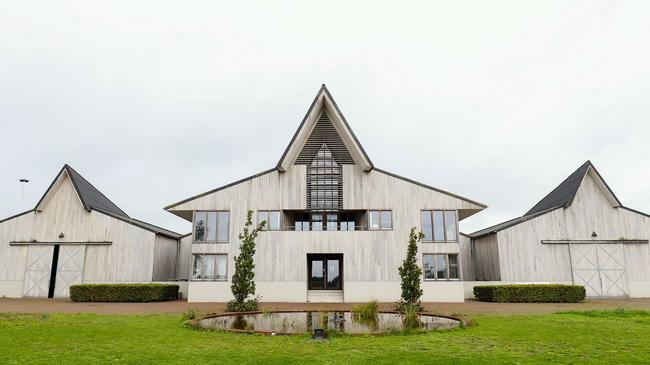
<box><xmin>198</xmin><ymin>311</ymin><xmax>461</xmax><ymax>335</ymax></box>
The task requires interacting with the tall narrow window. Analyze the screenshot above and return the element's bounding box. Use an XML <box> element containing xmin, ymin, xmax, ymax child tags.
<box><xmin>311</xmin><ymin>213</ymin><xmax>323</xmax><ymax>231</ymax></box>
<box><xmin>433</xmin><ymin>211</ymin><xmax>445</xmax><ymax>241</ymax></box>
<box><xmin>217</xmin><ymin>211</ymin><xmax>229</xmax><ymax>242</ymax></box>
<box><xmin>206</xmin><ymin>212</ymin><xmax>217</xmax><ymax>241</ymax></box>
<box><xmin>421</xmin><ymin>211</ymin><xmax>433</xmax><ymax>241</ymax></box>
<box><xmin>435</xmin><ymin>254</ymin><xmax>447</xmax><ymax>279</ymax></box>
<box><xmin>307</xmin><ymin>144</ymin><xmax>342</xmax><ymax>211</ymax></box>
<box><xmin>193</xmin><ymin>211</ymin><xmax>229</xmax><ymax>243</ymax></box>
<box><xmin>194</xmin><ymin>212</ymin><xmax>206</xmax><ymax>241</ymax></box>
<box><xmin>444</xmin><ymin>210</ymin><xmax>458</xmax><ymax>241</ymax></box>
<box><xmin>369</xmin><ymin>210</ymin><xmax>380</xmax><ymax>230</ymax></box>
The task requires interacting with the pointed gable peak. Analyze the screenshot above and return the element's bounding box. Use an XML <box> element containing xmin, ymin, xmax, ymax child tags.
<box><xmin>35</xmin><ymin>164</ymin><xmax>129</xmax><ymax>218</ymax></box>
<box><xmin>276</xmin><ymin>84</ymin><xmax>373</xmax><ymax>172</ymax></box>
<box><xmin>524</xmin><ymin>160</ymin><xmax>621</xmax><ymax>216</ymax></box>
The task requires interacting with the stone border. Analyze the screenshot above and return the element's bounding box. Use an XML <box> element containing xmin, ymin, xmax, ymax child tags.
<box><xmin>192</xmin><ymin>310</ymin><xmax>467</xmax><ymax>335</ymax></box>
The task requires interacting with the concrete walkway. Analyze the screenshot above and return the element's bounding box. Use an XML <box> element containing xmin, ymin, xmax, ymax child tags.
<box><xmin>2</xmin><ymin>297</ymin><xmax>650</xmax><ymax>315</ymax></box>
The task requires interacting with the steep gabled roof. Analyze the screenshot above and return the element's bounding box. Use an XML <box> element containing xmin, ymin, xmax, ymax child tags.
<box><xmin>5</xmin><ymin>164</ymin><xmax>183</xmax><ymax>239</ymax></box>
<box><xmin>35</xmin><ymin>164</ymin><xmax>129</xmax><ymax>218</ymax></box>
<box><xmin>276</xmin><ymin>84</ymin><xmax>373</xmax><ymax>172</ymax></box>
<box><xmin>524</xmin><ymin>160</ymin><xmax>621</xmax><ymax>216</ymax></box>
<box><xmin>470</xmin><ymin>161</ymin><xmax>629</xmax><ymax>239</ymax></box>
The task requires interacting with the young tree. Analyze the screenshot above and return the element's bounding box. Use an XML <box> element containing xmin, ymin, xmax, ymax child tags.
<box><xmin>397</xmin><ymin>227</ymin><xmax>424</xmax><ymax>310</ymax></box>
<box><xmin>227</xmin><ymin>210</ymin><xmax>266</xmax><ymax>312</ymax></box>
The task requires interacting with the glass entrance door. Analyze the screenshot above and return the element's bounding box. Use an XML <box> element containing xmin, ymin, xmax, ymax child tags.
<box><xmin>307</xmin><ymin>254</ymin><xmax>343</xmax><ymax>290</ymax></box>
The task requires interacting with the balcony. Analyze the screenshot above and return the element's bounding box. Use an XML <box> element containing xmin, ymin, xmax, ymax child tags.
<box><xmin>260</xmin><ymin>210</ymin><xmax>388</xmax><ymax>232</ymax></box>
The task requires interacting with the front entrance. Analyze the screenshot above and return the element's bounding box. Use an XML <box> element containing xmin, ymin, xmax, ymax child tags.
<box><xmin>570</xmin><ymin>244</ymin><xmax>629</xmax><ymax>297</ymax></box>
<box><xmin>307</xmin><ymin>254</ymin><xmax>343</xmax><ymax>290</ymax></box>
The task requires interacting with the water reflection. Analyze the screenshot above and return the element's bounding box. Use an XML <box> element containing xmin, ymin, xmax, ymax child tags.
<box><xmin>199</xmin><ymin>311</ymin><xmax>459</xmax><ymax>334</ymax></box>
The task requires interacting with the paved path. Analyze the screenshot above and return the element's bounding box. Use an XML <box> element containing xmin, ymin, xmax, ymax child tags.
<box><xmin>2</xmin><ymin>298</ymin><xmax>649</xmax><ymax>315</ymax></box>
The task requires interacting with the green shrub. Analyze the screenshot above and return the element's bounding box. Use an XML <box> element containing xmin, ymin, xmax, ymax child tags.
<box><xmin>69</xmin><ymin>284</ymin><xmax>179</xmax><ymax>302</ymax></box>
<box><xmin>352</xmin><ymin>300</ymin><xmax>379</xmax><ymax>328</ymax></box>
<box><xmin>181</xmin><ymin>309</ymin><xmax>200</xmax><ymax>321</ymax></box>
<box><xmin>473</xmin><ymin>284</ymin><xmax>585</xmax><ymax>303</ymax></box>
<box><xmin>226</xmin><ymin>297</ymin><xmax>259</xmax><ymax>312</ymax></box>
<box><xmin>400</xmin><ymin>303</ymin><xmax>421</xmax><ymax>329</ymax></box>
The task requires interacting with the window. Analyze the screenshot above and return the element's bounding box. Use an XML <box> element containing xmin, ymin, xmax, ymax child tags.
<box><xmin>369</xmin><ymin>210</ymin><xmax>392</xmax><ymax>230</ymax></box>
<box><xmin>326</xmin><ymin>214</ymin><xmax>338</xmax><ymax>231</ymax></box>
<box><xmin>194</xmin><ymin>211</ymin><xmax>229</xmax><ymax>243</ymax></box>
<box><xmin>311</xmin><ymin>213</ymin><xmax>323</xmax><ymax>231</ymax></box>
<box><xmin>421</xmin><ymin>211</ymin><xmax>432</xmax><ymax>241</ymax></box>
<box><xmin>444</xmin><ymin>211</ymin><xmax>458</xmax><ymax>241</ymax></box>
<box><xmin>420</xmin><ymin>210</ymin><xmax>458</xmax><ymax>241</ymax></box>
<box><xmin>192</xmin><ymin>254</ymin><xmax>227</xmax><ymax>280</ymax></box>
<box><xmin>423</xmin><ymin>254</ymin><xmax>459</xmax><ymax>280</ymax></box>
<box><xmin>257</xmin><ymin>210</ymin><xmax>281</xmax><ymax>230</ymax></box>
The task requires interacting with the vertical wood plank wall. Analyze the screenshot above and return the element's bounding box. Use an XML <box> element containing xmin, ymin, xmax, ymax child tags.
<box><xmin>0</xmin><ymin>173</ymin><xmax>179</xmax><ymax>297</ymax></box>
<box><xmin>473</xmin><ymin>171</ymin><xmax>650</xmax><ymax>283</ymax></box>
<box><xmin>170</xmin><ymin>164</ymin><xmax>483</xmax><ymax>283</ymax></box>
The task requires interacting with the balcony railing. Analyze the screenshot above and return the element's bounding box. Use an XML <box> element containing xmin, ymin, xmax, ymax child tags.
<box><xmin>264</xmin><ymin>224</ymin><xmax>372</xmax><ymax>232</ymax></box>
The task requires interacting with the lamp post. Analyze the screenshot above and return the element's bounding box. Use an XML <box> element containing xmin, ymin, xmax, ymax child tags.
<box><xmin>19</xmin><ymin>178</ymin><xmax>30</xmax><ymax>209</ymax></box>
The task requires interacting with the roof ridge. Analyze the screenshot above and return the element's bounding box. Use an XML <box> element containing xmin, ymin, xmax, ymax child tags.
<box><xmin>523</xmin><ymin>160</ymin><xmax>591</xmax><ymax>216</ymax></box>
<box><xmin>64</xmin><ymin>165</ymin><xmax>129</xmax><ymax>218</ymax></box>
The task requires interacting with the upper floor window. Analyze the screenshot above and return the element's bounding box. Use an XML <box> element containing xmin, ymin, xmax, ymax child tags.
<box><xmin>423</xmin><ymin>253</ymin><xmax>459</xmax><ymax>280</ymax></box>
<box><xmin>369</xmin><ymin>210</ymin><xmax>392</xmax><ymax>230</ymax></box>
<box><xmin>420</xmin><ymin>210</ymin><xmax>457</xmax><ymax>241</ymax></box>
<box><xmin>257</xmin><ymin>210</ymin><xmax>281</xmax><ymax>230</ymax></box>
<box><xmin>192</xmin><ymin>254</ymin><xmax>227</xmax><ymax>280</ymax></box>
<box><xmin>194</xmin><ymin>211</ymin><xmax>229</xmax><ymax>243</ymax></box>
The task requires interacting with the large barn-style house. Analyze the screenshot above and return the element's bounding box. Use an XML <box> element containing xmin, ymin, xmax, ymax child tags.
<box><xmin>165</xmin><ymin>85</ymin><xmax>486</xmax><ymax>303</ymax></box>
<box><xmin>2</xmin><ymin>86</ymin><xmax>649</xmax><ymax>302</ymax></box>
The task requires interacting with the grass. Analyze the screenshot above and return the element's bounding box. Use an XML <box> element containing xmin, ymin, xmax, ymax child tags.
<box><xmin>1</xmin><ymin>310</ymin><xmax>649</xmax><ymax>364</ymax></box>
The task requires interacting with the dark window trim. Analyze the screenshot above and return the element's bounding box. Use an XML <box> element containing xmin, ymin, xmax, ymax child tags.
<box><xmin>422</xmin><ymin>253</ymin><xmax>460</xmax><ymax>281</ymax></box>
<box><xmin>193</xmin><ymin>210</ymin><xmax>230</xmax><ymax>244</ymax></box>
<box><xmin>368</xmin><ymin>209</ymin><xmax>393</xmax><ymax>231</ymax></box>
<box><xmin>191</xmin><ymin>253</ymin><xmax>228</xmax><ymax>281</ymax></box>
<box><xmin>420</xmin><ymin>210</ymin><xmax>459</xmax><ymax>242</ymax></box>
<box><xmin>257</xmin><ymin>210</ymin><xmax>282</xmax><ymax>231</ymax></box>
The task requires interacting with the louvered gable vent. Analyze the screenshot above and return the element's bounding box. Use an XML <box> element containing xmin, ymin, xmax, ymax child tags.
<box><xmin>295</xmin><ymin>112</ymin><xmax>354</xmax><ymax>165</ymax></box>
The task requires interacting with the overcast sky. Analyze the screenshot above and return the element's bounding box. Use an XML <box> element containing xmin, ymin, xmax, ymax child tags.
<box><xmin>1</xmin><ymin>1</ymin><xmax>649</xmax><ymax>234</ymax></box>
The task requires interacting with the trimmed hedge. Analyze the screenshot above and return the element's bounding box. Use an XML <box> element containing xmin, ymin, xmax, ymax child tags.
<box><xmin>473</xmin><ymin>284</ymin><xmax>586</xmax><ymax>303</ymax></box>
<box><xmin>69</xmin><ymin>284</ymin><xmax>179</xmax><ymax>302</ymax></box>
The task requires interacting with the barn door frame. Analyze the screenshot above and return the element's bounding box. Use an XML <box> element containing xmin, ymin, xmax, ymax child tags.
<box><xmin>569</xmin><ymin>243</ymin><xmax>629</xmax><ymax>297</ymax></box>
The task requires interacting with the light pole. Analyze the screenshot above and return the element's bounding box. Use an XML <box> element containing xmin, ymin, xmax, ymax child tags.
<box><xmin>19</xmin><ymin>178</ymin><xmax>30</xmax><ymax>209</ymax></box>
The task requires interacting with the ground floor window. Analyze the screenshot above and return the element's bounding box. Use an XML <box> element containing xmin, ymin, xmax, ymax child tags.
<box><xmin>192</xmin><ymin>254</ymin><xmax>227</xmax><ymax>280</ymax></box>
<box><xmin>423</xmin><ymin>253</ymin><xmax>459</xmax><ymax>280</ymax></box>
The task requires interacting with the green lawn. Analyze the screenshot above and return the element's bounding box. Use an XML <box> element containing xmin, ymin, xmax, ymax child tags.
<box><xmin>1</xmin><ymin>310</ymin><xmax>649</xmax><ymax>364</ymax></box>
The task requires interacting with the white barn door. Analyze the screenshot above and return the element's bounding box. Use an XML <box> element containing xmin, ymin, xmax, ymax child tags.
<box><xmin>23</xmin><ymin>246</ymin><xmax>54</xmax><ymax>298</ymax></box>
<box><xmin>570</xmin><ymin>244</ymin><xmax>629</xmax><ymax>297</ymax></box>
<box><xmin>54</xmin><ymin>245</ymin><xmax>86</xmax><ymax>298</ymax></box>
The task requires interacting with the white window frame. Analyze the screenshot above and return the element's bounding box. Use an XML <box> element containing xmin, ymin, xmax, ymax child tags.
<box><xmin>368</xmin><ymin>209</ymin><xmax>393</xmax><ymax>230</ymax></box>
<box><xmin>193</xmin><ymin>211</ymin><xmax>230</xmax><ymax>243</ymax></box>
<box><xmin>192</xmin><ymin>254</ymin><xmax>228</xmax><ymax>281</ymax></box>
<box><xmin>420</xmin><ymin>210</ymin><xmax>459</xmax><ymax>242</ymax></box>
<box><xmin>422</xmin><ymin>253</ymin><xmax>460</xmax><ymax>281</ymax></box>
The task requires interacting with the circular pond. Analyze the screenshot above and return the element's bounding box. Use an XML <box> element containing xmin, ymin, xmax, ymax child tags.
<box><xmin>198</xmin><ymin>311</ymin><xmax>461</xmax><ymax>335</ymax></box>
